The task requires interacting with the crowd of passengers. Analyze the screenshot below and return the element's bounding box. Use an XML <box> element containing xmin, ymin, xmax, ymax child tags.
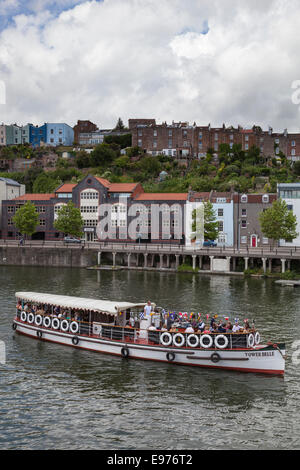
<box><xmin>17</xmin><ymin>301</ymin><xmax>254</xmax><ymax>335</ymax></box>
<box><xmin>127</xmin><ymin>311</ymin><xmax>255</xmax><ymax>335</ymax></box>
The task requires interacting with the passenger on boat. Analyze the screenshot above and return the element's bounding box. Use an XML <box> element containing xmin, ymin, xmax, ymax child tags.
<box><xmin>210</xmin><ymin>322</ymin><xmax>217</xmax><ymax>332</ymax></box>
<box><xmin>144</xmin><ymin>300</ymin><xmax>152</xmax><ymax>321</ymax></box>
<box><xmin>226</xmin><ymin>321</ymin><xmax>233</xmax><ymax>332</ymax></box>
<box><xmin>169</xmin><ymin>325</ymin><xmax>178</xmax><ymax>333</ymax></box>
<box><xmin>198</xmin><ymin>320</ymin><xmax>205</xmax><ymax>332</ymax></box>
<box><xmin>244</xmin><ymin>320</ymin><xmax>251</xmax><ymax>331</ymax></box>
<box><xmin>185</xmin><ymin>324</ymin><xmax>195</xmax><ymax>334</ymax></box>
<box><xmin>217</xmin><ymin>323</ymin><xmax>227</xmax><ymax>333</ymax></box>
<box><xmin>203</xmin><ymin>325</ymin><xmax>210</xmax><ymax>334</ymax></box>
<box><xmin>232</xmin><ymin>322</ymin><xmax>242</xmax><ymax>333</ymax></box>
<box><xmin>161</xmin><ymin>324</ymin><xmax>168</xmax><ymax>331</ymax></box>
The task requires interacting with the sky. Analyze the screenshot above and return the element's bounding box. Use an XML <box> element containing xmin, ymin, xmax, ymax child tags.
<box><xmin>0</xmin><ymin>0</ymin><xmax>300</xmax><ymax>131</ymax></box>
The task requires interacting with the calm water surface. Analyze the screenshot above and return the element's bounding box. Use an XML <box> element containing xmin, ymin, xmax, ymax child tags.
<box><xmin>0</xmin><ymin>266</ymin><xmax>300</xmax><ymax>450</ymax></box>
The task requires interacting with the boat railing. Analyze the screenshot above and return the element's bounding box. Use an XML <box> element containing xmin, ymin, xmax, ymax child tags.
<box><xmin>16</xmin><ymin>309</ymin><xmax>258</xmax><ymax>349</ymax></box>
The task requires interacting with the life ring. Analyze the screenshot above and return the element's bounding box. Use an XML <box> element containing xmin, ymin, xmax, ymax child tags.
<box><xmin>173</xmin><ymin>333</ymin><xmax>185</xmax><ymax>348</ymax></box>
<box><xmin>255</xmin><ymin>331</ymin><xmax>260</xmax><ymax>345</ymax></box>
<box><xmin>12</xmin><ymin>322</ymin><xmax>17</xmax><ymax>330</ymax></box>
<box><xmin>211</xmin><ymin>352</ymin><xmax>221</xmax><ymax>363</ymax></box>
<box><xmin>43</xmin><ymin>316</ymin><xmax>51</xmax><ymax>329</ymax></box>
<box><xmin>187</xmin><ymin>334</ymin><xmax>199</xmax><ymax>348</ymax></box>
<box><xmin>51</xmin><ymin>318</ymin><xmax>60</xmax><ymax>330</ymax></box>
<box><xmin>72</xmin><ymin>336</ymin><xmax>79</xmax><ymax>345</ymax></box>
<box><xmin>160</xmin><ymin>332</ymin><xmax>173</xmax><ymax>347</ymax></box>
<box><xmin>20</xmin><ymin>311</ymin><xmax>27</xmax><ymax>322</ymax></box>
<box><xmin>215</xmin><ymin>334</ymin><xmax>229</xmax><ymax>349</ymax></box>
<box><xmin>69</xmin><ymin>321</ymin><xmax>79</xmax><ymax>334</ymax></box>
<box><xmin>60</xmin><ymin>320</ymin><xmax>69</xmax><ymax>332</ymax></box>
<box><xmin>166</xmin><ymin>351</ymin><xmax>175</xmax><ymax>362</ymax></box>
<box><xmin>34</xmin><ymin>314</ymin><xmax>43</xmax><ymax>327</ymax></box>
<box><xmin>27</xmin><ymin>313</ymin><xmax>34</xmax><ymax>324</ymax></box>
<box><xmin>121</xmin><ymin>347</ymin><xmax>129</xmax><ymax>358</ymax></box>
<box><xmin>200</xmin><ymin>334</ymin><xmax>213</xmax><ymax>349</ymax></box>
<box><xmin>247</xmin><ymin>333</ymin><xmax>255</xmax><ymax>348</ymax></box>
<box><xmin>37</xmin><ymin>330</ymin><xmax>43</xmax><ymax>338</ymax></box>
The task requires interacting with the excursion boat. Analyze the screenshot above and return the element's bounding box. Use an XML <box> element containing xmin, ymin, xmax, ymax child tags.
<box><xmin>12</xmin><ymin>292</ymin><xmax>286</xmax><ymax>375</ymax></box>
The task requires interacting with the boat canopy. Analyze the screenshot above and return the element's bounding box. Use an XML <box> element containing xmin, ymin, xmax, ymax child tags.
<box><xmin>15</xmin><ymin>292</ymin><xmax>151</xmax><ymax>316</ymax></box>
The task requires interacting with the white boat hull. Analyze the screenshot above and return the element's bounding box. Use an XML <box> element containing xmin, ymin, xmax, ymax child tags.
<box><xmin>13</xmin><ymin>319</ymin><xmax>286</xmax><ymax>375</ymax></box>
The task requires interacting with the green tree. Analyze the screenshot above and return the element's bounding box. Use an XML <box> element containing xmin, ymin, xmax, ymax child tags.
<box><xmin>259</xmin><ymin>199</ymin><xmax>298</xmax><ymax>248</ymax></box>
<box><xmin>32</xmin><ymin>172</ymin><xmax>61</xmax><ymax>193</ymax></box>
<box><xmin>90</xmin><ymin>143</ymin><xmax>117</xmax><ymax>167</ymax></box>
<box><xmin>203</xmin><ymin>201</ymin><xmax>219</xmax><ymax>241</ymax></box>
<box><xmin>12</xmin><ymin>201</ymin><xmax>39</xmax><ymax>239</ymax></box>
<box><xmin>114</xmin><ymin>117</ymin><xmax>125</xmax><ymax>131</ymax></box>
<box><xmin>75</xmin><ymin>150</ymin><xmax>91</xmax><ymax>169</ymax></box>
<box><xmin>54</xmin><ymin>201</ymin><xmax>84</xmax><ymax>237</ymax></box>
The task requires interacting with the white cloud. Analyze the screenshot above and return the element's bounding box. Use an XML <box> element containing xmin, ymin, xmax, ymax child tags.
<box><xmin>0</xmin><ymin>0</ymin><xmax>300</xmax><ymax>131</ymax></box>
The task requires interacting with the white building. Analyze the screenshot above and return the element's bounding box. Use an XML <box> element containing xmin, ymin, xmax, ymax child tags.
<box><xmin>277</xmin><ymin>183</ymin><xmax>300</xmax><ymax>246</ymax></box>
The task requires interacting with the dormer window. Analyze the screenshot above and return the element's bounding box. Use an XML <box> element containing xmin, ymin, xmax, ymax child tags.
<box><xmin>241</xmin><ymin>194</ymin><xmax>248</xmax><ymax>203</ymax></box>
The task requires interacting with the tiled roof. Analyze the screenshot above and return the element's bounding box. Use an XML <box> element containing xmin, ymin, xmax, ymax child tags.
<box><xmin>134</xmin><ymin>193</ymin><xmax>188</xmax><ymax>201</ymax></box>
<box><xmin>108</xmin><ymin>183</ymin><xmax>139</xmax><ymax>192</ymax></box>
<box><xmin>94</xmin><ymin>177</ymin><xmax>111</xmax><ymax>188</ymax></box>
<box><xmin>13</xmin><ymin>194</ymin><xmax>55</xmax><ymax>201</ymax></box>
<box><xmin>55</xmin><ymin>183</ymin><xmax>76</xmax><ymax>193</ymax></box>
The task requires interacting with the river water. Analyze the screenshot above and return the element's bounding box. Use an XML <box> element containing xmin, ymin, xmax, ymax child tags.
<box><xmin>0</xmin><ymin>266</ymin><xmax>300</xmax><ymax>450</ymax></box>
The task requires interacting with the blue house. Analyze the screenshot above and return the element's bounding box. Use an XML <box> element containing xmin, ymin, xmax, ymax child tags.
<box><xmin>29</xmin><ymin>124</ymin><xmax>47</xmax><ymax>147</ymax></box>
<box><xmin>46</xmin><ymin>123</ymin><xmax>74</xmax><ymax>146</ymax></box>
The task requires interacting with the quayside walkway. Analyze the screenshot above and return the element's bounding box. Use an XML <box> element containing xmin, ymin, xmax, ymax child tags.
<box><xmin>1</xmin><ymin>240</ymin><xmax>299</xmax><ymax>273</ymax></box>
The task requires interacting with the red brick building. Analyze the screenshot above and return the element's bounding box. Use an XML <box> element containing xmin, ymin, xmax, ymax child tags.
<box><xmin>73</xmin><ymin>120</ymin><xmax>98</xmax><ymax>145</ymax></box>
<box><xmin>129</xmin><ymin>119</ymin><xmax>300</xmax><ymax>161</ymax></box>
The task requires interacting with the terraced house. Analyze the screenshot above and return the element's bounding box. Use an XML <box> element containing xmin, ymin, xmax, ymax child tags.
<box><xmin>129</xmin><ymin>119</ymin><xmax>300</xmax><ymax>161</ymax></box>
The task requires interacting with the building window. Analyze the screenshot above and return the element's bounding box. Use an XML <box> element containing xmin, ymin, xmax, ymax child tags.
<box><xmin>218</xmin><ymin>233</ymin><xmax>226</xmax><ymax>243</ymax></box>
<box><xmin>262</xmin><ymin>237</ymin><xmax>269</xmax><ymax>244</ymax></box>
<box><xmin>39</xmin><ymin>219</ymin><xmax>46</xmax><ymax>226</ymax></box>
<box><xmin>153</xmin><ymin>130</ymin><xmax>157</xmax><ymax>137</ymax></box>
<box><xmin>242</xmin><ymin>208</ymin><xmax>247</xmax><ymax>216</ymax></box>
<box><xmin>245</xmin><ymin>143</ymin><xmax>249</xmax><ymax>150</ymax></box>
<box><xmin>153</xmin><ymin>140</ymin><xmax>157</xmax><ymax>148</ymax></box>
<box><xmin>218</xmin><ymin>221</ymin><xmax>224</xmax><ymax>232</ymax></box>
<box><xmin>241</xmin><ymin>194</ymin><xmax>248</xmax><ymax>203</ymax></box>
<box><xmin>291</xmin><ymin>149</ymin><xmax>296</xmax><ymax>156</ymax></box>
<box><xmin>168</xmin><ymin>130</ymin><xmax>172</xmax><ymax>137</ymax></box>
<box><xmin>241</xmin><ymin>220</ymin><xmax>247</xmax><ymax>228</ymax></box>
<box><xmin>218</xmin><ymin>209</ymin><xmax>224</xmax><ymax>217</ymax></box>
<box><xmin>292</xmin><ymin>140</ymin><xmax>296</xmax><ymax>147</ymax></box>
<box><xmin>241</xmin><ymin>236</ymin><xmax>247</xmax><ymax>244</ymax></box>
